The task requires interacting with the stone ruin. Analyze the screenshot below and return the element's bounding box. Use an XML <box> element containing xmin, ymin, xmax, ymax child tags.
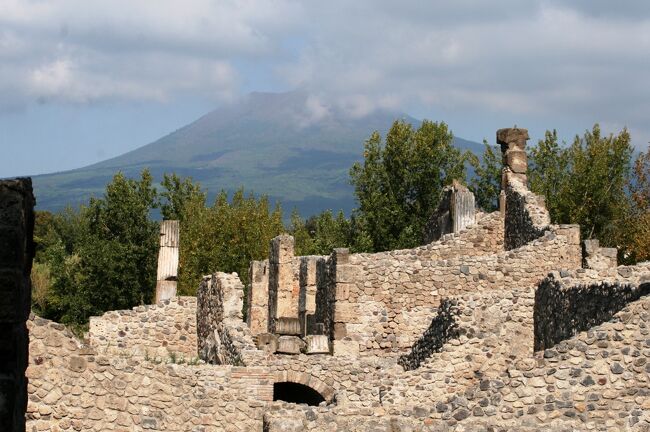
<box><xmin>155</xmin><ymin>220</ymin><xmax>179</xmax><ymax>303</ymax></box>
<box><xmin>5</xmin><ymin>127</ymin><xmax>650</xmax><ymax>431</ymax></box>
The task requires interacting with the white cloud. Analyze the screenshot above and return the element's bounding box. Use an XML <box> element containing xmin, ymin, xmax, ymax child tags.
<box><xmin>1</xmin><ymin>1</ymin><xmax>649</xmax><ymax>148</ymax></box>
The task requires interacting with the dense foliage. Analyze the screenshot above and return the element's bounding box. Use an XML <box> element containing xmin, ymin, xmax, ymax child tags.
<box><xmin>528</xmin><ymin>125</ymin><xmax>635</xmax><ymax>259</ymax></box>
<box><xmin>176</xmin><ymin>188</ymin><xmax>284</xmax><ymax>296</ymax></box>
<box><xmin>32</xmin><ymin>171</ymin><xmax>159</xmax><ymax>328</ymax></box>
<box><xmin>350</xmin><ymin>119</ymin><xmax>468</xmax><ymax>251</ymax></box>
<box><xmin>468</xmin><ymin>141</ymin><xmax>501</xmax><ymax>212</ymax></box>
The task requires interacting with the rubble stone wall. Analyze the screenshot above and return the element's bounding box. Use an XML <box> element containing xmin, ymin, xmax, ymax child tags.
<box><xmin>88</xmin><ymin>296</ymin><xmax>197</xmax><ymax>361</ymax></box>
<box><xmin>534</xmin><ymin>264</ymin><xmax>650</xmax><ymax>351</ymax></box>
<box><xmin>264</xmin><ymin>291</ymin><xmax>650</xmax><ymax>432</ymax></box>
<box><xmin>0</xmin><ymin>178</ymin><xmax>34</xmax><ymax>432</ymax></box>
<box><xmin>27</xmin><ymin>316</ymin><xmax>272</xmax><ymax>431</ymax></box>
<box><xmin>197</xmin><ymin>272</ymin><xmax>259</xmax><ymax>366</ymax></box>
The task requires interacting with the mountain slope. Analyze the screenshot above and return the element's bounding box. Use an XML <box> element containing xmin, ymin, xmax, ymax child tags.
<box><xmin>32</xmin><ymin>91</ymin><xmax>484</xmax><ymax>216</ymax></box>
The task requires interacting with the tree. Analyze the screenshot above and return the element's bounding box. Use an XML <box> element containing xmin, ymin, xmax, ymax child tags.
<box><xmin>528</xmin><ymin>130</ymin><xmax>570</xmax><ymax>221</ymax></box>
<box><xmin>292</xmin><ymin>209</ymin><xmax>353</xmax><ymax>256</ymax></box>
<box><xmin>350</xmin><ymin>119</ymin><xmax>467</xmax><ymax>251</ymax></box>
<box><xmin>468</xmin><ymin>140</ymin><xmax>501</xmax><ymax>212</ymax></box>
<box><xmin>617</xmin><ymin>149</ymin><xmax>650</xmax><ymax>263</ymax></box>
<box><xmin>176</xmin><ymin>189</ymin><xmax>284</xmax><ymax>296</ymax></box>
<box><xmin>527</xmin><ymin>125</ymin><xmax>633</xmax><ymax>246</ymax></box>
<box><xmin>159</xmin><ymin>173</ymin><xmax>206</xmax><ymax>221</ymax></box>
<box><xmin>43</xmin><ymin>170</ymin><xmax>160</xmax><ymax>325</ymax></box>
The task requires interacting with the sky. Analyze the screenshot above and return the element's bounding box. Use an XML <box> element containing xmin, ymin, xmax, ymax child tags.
<box><xmin>1</xmin><ymin>0</ymin><xmax>650</xmax><ymax>178</ymax></box>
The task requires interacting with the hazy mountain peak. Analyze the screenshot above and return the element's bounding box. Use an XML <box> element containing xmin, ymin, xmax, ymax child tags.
<box><xmin>32</xmin><ymin>91</ymin><xmax>482</xmax><ymax>216</ymax></box>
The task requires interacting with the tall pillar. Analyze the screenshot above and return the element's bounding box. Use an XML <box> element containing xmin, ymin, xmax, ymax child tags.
<box><xmin>0</xmin><ymin>178</ymin><xmax>35</xmax><ymax>432</ymax></box>
<box><xmin>299</xmin><ymin>256</ymin><xmax>319</xmax><ymax>336</ymax></box>
<box><xmin>268</xmin><ymin>235</ymin><xmax>298</xmax><ymax>333</ymax></box>
<box><xmin>247</xmin><ymin>260</ymin><xmax>269</xmax><ymax>336</ymax></box>
<box><xmin>155</xmin><ymin>220</ymin><xmax>179</xmax><ymax>303</ymax></box>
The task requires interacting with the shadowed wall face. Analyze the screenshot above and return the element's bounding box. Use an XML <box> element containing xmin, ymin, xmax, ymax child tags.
<box><xmin>0</xmin><ymin>178</ymin><xmax>35</xmax><ymax>432</ymax></box>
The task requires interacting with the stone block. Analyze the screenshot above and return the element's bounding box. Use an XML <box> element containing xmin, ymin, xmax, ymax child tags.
<box><xmin>270</xmin><ymin>235</ymin><xmax>294</xmax><ymax>264</ymax></box>
<box><xmin>305</xmin><ymin>335</ymin><xmax>330</xmax><ymax>354</ymax></box>
<box><xmin>333</xmin><ymin>302</ymin><xmax>360</xmax><ymax>324</ymax></box>
<box><xmin>497</xmin><ymin>127</ymin><xmax>529</xmax><ymax>150</ymax></box>
<box><xmin>333</xmin><ymin>340</ymin><xmax>359</xmax><ymax>357</ymax></box>
<box><xmin>275</xmin><ymin>317</ymin><xmax>301</xmax><ymax>335</ymax></box>
<box><xmin>255</xmin><ymin>333</ymin><xmax>278</xmax><ymax>353</ymax></box>
<box><xmin>334</xmin><ymin>248</ymin><xmax>349</xmax><ymax>265</ymax></box>
<box><xmin>335</xmin><ymin>265</ymin><xmax>357</xmax><ymax>284</ymax></box>
<box><xmin>554</xmin><ymin>225</ymin><xmax>581</xmax><ymax>245</ymax></box>
<box><xmin>335</xmin><ymin>283</ymin><xmax>350</xmax><ymax>300</ymax></box>
<box><xmin>506</xmin><ymin>149</ymin><xmax>528</xmax><ymax>174</ymax></box>
<box><xmin>276</xmin><ymin>336</ymin><xmax>306</xmax><ymax>354</ymax></box>
<box><xmin>505</xmin><ymin>171</ymin><xmax>527</xmax><ymax>187</ymax></box>
<box><xmin>333</xmin><ymin>322</ymin><xmax>347</xmax><ymax>339</ymax></box>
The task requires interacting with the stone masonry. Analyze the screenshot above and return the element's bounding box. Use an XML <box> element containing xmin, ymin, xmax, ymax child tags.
<box><xmin>23</xmin><ymin>128</ymin><xmax>650</xmax><ymax>431</ymax></box>
<box><xmin>0</xmin><ymin>178</ymin><xmax>34</xmax><ymax>432</ymax></box>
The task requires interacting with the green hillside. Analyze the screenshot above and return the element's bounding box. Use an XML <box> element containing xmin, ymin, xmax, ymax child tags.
<box><xmin>32</xmin><ymin>91</ymin><xmax>483</xmax><ymax>216</ymax></box>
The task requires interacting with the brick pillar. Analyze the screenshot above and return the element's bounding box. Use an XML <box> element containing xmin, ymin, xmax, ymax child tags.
<box><xmin>0</xmin><ymin>178</ymin><xmax>35</xmax><ymax>432</ymax></box>
<box><xmin>247</xmin><ymin>260</ymin><xmax>269</xmax><ymax>335</ymax></box>
<box><xmin>268</xmin><ymin>235</ymin><xmax>298</xmax><ymax>333</ymax></box>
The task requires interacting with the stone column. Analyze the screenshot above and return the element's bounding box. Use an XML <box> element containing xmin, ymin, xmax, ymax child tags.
<box><xmin>155</xmin><ymin>220</ymin><xmax>179</xmax><ymax>303</ymax></box>
<box><xmin>497</xmin><ymin>127</ymin><xmax>529</xmax><ymax>188</ymax></box>
<box><xmin>299</xmin><ymin>256</ymin><xmax>319</xmax><ymax>336</ymax></box>
<box><xmin>0</xmin><ymin>178</ymin><xmax>35</xmax><ymax>432</ymax></box>
<box><xmin>331</xmin><ymin>248</ymin><xmax>360</xmax><ymax>357</ymax></box>
<box><xmin>247</xmin><ymin>260</ymin><xmax>269</xmax><ymax>336</ymax></box>
<box><xmin>268</xmin><ymin>234</ymin><xmax>298</xmax><ymax>333</ymax></box>
<box><xmin>422</xmin><ymin>180</ymin><xmax>475</xmax><ymax>243</ymax></box>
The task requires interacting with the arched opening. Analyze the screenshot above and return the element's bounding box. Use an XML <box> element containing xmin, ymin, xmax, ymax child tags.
<box><xmin>273</xmin><ymin>382</ymin><xmax>326</xmax><ymax>406</ymax></box>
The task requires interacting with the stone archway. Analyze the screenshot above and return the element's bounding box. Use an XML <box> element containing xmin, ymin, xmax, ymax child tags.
<box><xmin>273</xmin><ymin>371</ymin><xmax>335</xmax><ymax>405</ymax></box>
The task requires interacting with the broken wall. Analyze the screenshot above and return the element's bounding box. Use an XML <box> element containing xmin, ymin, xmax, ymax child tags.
<box><xmin>0</xmin><ymin>178</ymin><xmax>34</xmax><ymax>432</ymax></box>
<box><xmin>88</xmin><ymin>296</ymin><xmax>197</xmax><ymax>360</ymax></box>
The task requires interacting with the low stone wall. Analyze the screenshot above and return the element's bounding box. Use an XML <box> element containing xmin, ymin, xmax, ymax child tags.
<box><xmin>534</xmin><ymin>264</ymin><xmax>650</xmax><ymax>351</ymax></box>
<box><xmin>88</xmin><ymin>296</ymin><xmax>197</xmax><ymax>360</ymax></box>
<box><xmin>27</xmin><ymin>315</ymin><xmax>272</xmax><ymax>431</ymax></box>
<box><xmin>0</xmin><ymin>178</ymin><xmax>34</xmax><ymax>432</ymax></box>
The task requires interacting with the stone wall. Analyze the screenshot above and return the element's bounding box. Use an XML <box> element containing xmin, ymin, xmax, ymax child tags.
<box><xmin>0</xmin><ymin>178</ymin><xmax>34</xmax><ymax>432</ymax></box>
<box><xmin>27</xmin><ymin>315</ymin><xmax>273</xmax><ymax>431</ymax></box>
<box><xmin>332</xmin><ymin>224</ymin><xmax>581</xmax><ymax>356</ymax></box>
<box><xmin>197</xmin><ymin>272</ymin><xmax>260</xmax><ymax>366</ymax></box>
<box><xmin>397</xmin><ymin>299</ymin><xmax>460</xmax><ymax>370</ymax></box>
<box><xmin>264</xmin><ymin>290</ymin><xmax>650</xmax><ymax>431</ymax></box>
<box><xmin>88</xmin><ymin>296</ymin><xmax>197</xmax><ymax>361</ymax></box>
<box><xmin>534</xmin><ymin>264</ymin><xmax>650</xmax><ymax>351</ymax></box>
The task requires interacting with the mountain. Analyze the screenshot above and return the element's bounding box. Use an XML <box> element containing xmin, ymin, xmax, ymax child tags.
<box><xmin>32</xmin><ymin>91</ymin><xmax>484</xmax><ymax>216</ymax></box>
